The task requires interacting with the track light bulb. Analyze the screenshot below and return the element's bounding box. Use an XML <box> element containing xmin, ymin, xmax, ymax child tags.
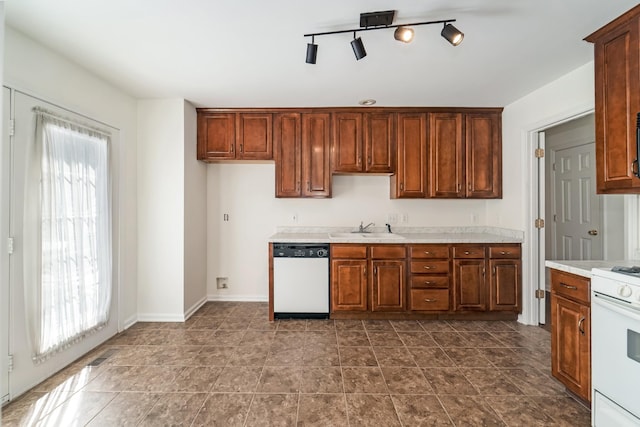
<box><xmin>351</xmin><ymin>34</ymin><xmax>367</xmax><ymax>60</ymax></box>
<box><xmin>441</xmin><ymin>23</ymin><xmax>464</xmax><ymax>46</ymax></box>
<box><xmin>394</xmin><ymin>26</ymin><xmax>414</xmax><ymax>43</ymax></box>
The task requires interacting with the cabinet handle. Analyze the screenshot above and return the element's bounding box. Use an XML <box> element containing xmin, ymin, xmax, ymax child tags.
<box><xmin>364</xmin><ymin>267</ymin><xmax>367</xmax><ymax>275</ymax></box>
<box><xmin>424</xmin><ymin>299</ymin><xmax>437</xmax><ymax>302</ymax></box>
<box><xmin>424</xmin><ymin>281</ymin><xmax>432</xmax><ymax>285</ymax></box>
<box><xmin>297</xmin><ymin>181</ymin><xmax>300</xmax><ymax>191</ymax></box>
<box><xmin>560</xmin><ymin>283</ymin><xmax>578</xmax><ymax>290</ymax></box>
<box><xmin>493</xmin><ymin>267</ymin><xmax>496</xmax><ymax>275</ymax></box>
<box><xmin>424</xmin><ymin>266</ymin><xmax>431</xmax><ymax>270</ymax></box>
<box><xmin>578</xmin><ymin>317</ymin><xmax>585</xmax><ymax>335</ymax></box>
<box><xmin>458</xmin><ymin>184</ymin><xmax>461</xmax><ymax>192</ymax></box>
<box><xmin>307</xmin><ymin>181</ymin><xmax>310</xmax><ymax>191</ymax></box>
<box><xmin>400</xmin><ymin>183</ymin><xmax>404</xmax><ymax>191</ymax></box>
<box><xmin>468</xmin><ymin>183</ymin><xmax>471</xmax><ymax>191</ymax></box>
<box><xmin>367</xmin><ymin>156</ymin><xmax>371</xmax><ymax>165</ymax></box>
<box><xmin>500</xmin><ymin>251</ymin><xmax>509</xmax><ymax>255</ymax></box>
<box><xmin>230</xmin><ymin>144</ymin><xmax>234</xmax><ymax>153</ymax></box>
<box><xmin>464</xmin><ymin>251</ymin><xmax>470</xmax><ymax>255</ymax></box>
<box><xmin>239</xmin><ymin>143</ymin><xmax>243</xmax><ymax>153</ymax></box>
<box><xmin>424</xmin><ymin>251</ymin><xmax>430</xmax><ymax>255</ymax></box>
<box><xmin>374</xmin><ymin>267</ymin><xmax>377</xmax><ymax>275</ymax></box>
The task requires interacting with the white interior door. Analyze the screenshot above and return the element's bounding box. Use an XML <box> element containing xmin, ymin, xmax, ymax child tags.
<box><xmin>1</xmin><ymin>87</ymin><xmax>11</xmax><ymax>404</ymax></box>
<box><xmin>551</xmin><ymin>142</ymin><xmax>602</xmax><ymax>260</ymax></box>
<box><xmin>8</xmin><ymin>90</ymin><xmax>119</xmax><ymax>400</ymax></box>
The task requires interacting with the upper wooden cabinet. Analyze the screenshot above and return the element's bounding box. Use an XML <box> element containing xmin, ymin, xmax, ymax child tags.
<box><xmin>428</xmin><ymin>112</ymin><xmax>502</xmax><ymax>198</ymax></box>
<box><xmin>197</xmin><ymin>111</ymin><xmax>273</xmax><ymax>161</ymax></box>
<box><xmin>274</xmin><ymin>112</ymin><xmax>331</xmax><ymax>198</ymax></box>
<box><xmin>391</xmin><ymin>113</ymin><xmax>428</xmax><ymax>198</ymax></box>
<box><xmin>332</xmin><ymin>112</ymin><xmax>395</xmax><ymax>174</ymax></box>
<box><xmin>586</xmin><ymin>5</ymin><xmax>640</xmax><ymax>194</ymax></box>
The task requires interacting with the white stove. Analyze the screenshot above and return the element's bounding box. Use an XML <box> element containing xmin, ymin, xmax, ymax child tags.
<box><xmin>590</xmin><ymin>267</ymin><xmax>640</xmax><ymax>426</ymax></box>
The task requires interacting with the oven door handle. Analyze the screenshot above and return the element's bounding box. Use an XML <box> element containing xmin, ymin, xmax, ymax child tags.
<box><xmin>593</xmin><ymin>292</ymin><xmax>640</xmax><ymax>322</ymax></box>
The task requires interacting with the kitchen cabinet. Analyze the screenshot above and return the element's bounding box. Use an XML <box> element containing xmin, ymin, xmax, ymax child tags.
<box><xmin>428</xmin><ymin>112</ymin><xmax>502</xmax><ymax>198</ymax></box>
<box><xmin>274</xmin><ymin>112</ymin><xmax>331</xmax><ymax>198</ymax></box>
<box><xmin>488</xmin><ymin>245</ymin><xmax>521</xmax><ymax>311</ymax></box>
<box><xmin>586</xmin><ymin>5</ymin><xmax>640</xmax><ymax>194</ymax></box>
<box><xmin>391</xmin><ymin>113</ymin><xmax>428</xmax><ymax>198</ymax></box>
<box><xmin>408</xmin><ymin>245</ymin><xmax>450</xmax><ymax>311</ymax></box>
<box><xmin>453</xmin><ymin>246</ymin><xmax>487</xmax><ymax>311</ymax></box>
<box><xmin>429</xmin><ymin>113</ymin><xmax>464</xmax><ymax>197</ymax></box>
<box><xmin>550</xmin><ymin>269</ymin><xmax>591</xmax><ymax>402</ymax></box>
<box><xmin>332</xmin><ymin>112</ymin><xmax>395</xmax><ymax>174</ymax></box>
<box><xmin>197</xmin><ymin>111</ymin><xmax>273</xmax><ymax>161</ymax></box>
<box><xmin>331</xmin><ymin>245</ymin><xmax>368</xmax><ymax>312</ymax></box>
<box><xmin>330</xmin><ymin>244</ymin><xmax>406</xmax><ymax>313</ymax></box>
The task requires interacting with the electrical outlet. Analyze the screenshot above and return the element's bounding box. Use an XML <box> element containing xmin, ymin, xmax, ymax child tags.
<box><xmin>223</xmin><ymin>213</ymin><xmax>229</xmax><ymax>222</ymax></box>
<box><xmin>400</xmin><ymin>213</ymin><xmax>409</xmax><ymax>224</ymax></box>
<box><xmin>387</xmin><ymin>213</ymin><xmax>398</xmax><ymax>224</ymax></box>
<box><xmin>216</xmin><ymin>277</ymin><xmax>228</xmax><ymax>289</ymax></box>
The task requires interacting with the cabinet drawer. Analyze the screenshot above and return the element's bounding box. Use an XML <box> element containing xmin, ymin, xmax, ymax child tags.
<box><xmin>370</xmin><ymin>245</ymin><xmax>406</xmax><ymax>259</ymax></box>
<box><xmin>331</xmin><ymin>245</ymin><xmax>367</xmax><ymax>259</ymax></box>
<box><xmin>551</xmin><ymin>269</ymin><xmax>590</xmax><ymax>304</ymax></box>
<box><xmin>453</xmin><ymin>246</ymin><xmax>486</xmax><ymax>258</ymax></box>
<box><xmin>410</xmin><ymin>275</ymin><xmax>449</xmax><ymax>289</ymax></box>
<box><xmin>410</xmin><ymin>289</ymin><xmax>450</xmax><ymax>311</ymax></box>
<box><xmin>410</xmin><ymin>260</ymin><xmax>450</xmax><ymax>274</ymax></box>
<box><xmin>489</xmin><ymin>245</ymin><xmax>521</xmax><ymax>259</ymax></box>
<box><xmin>409</xmin><ymin>245</ymin><xmax>449</xmax><ymax>259</ymax></box>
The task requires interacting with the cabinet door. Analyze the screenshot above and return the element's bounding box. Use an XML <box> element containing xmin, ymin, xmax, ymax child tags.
<box><xmin>551</xmin><ymin>294</ymin><xmax>591</xmax><ymax>402</ymax></box>
<box><xmin>302</xmin><ymin>113</ymin><xmax>331</xmax><ymax>197</ymax></box>
<box><xmin>331</xmin><ymin>259</ymin><xmax>368</xmax><ymax>311</ymax></box>
<box><xmin>588</xmin><ymin>10</ymin><xmax>640</xmax><ymax>193</ymax></box>
<box><xmin>238</xmin><ymin>113</ymin><xmax>273</xmax><ymax>160</ymax></box>
<box><xmin>453</xmin><ymin>259</ymin><xmax>486</xmax><ymax>310</ymax></box>
<box><xmin>274</xmin><ymin>113</ymin><xmax>301</xmax><ymax>197</ymax></box>
<box><xmin>392</xmin><ymin>113</ymin><xmax>427</xmax><ymax>198</ymax></box>
<box><xmin>466</xmin><ymin>113</ymin><xmax>501</xmax><ymax>198</ymax></box>
<box><xmin>332</xmin><ymin>113</ymin><xmax>363</xmax><ymax>173</ymax></box>
<box><xmin>489</xmin><ymin>259</ymin><xmax>521</xmax><ymax>312</ymax></box>
<box><xmin>365</xmin><ymin>113</ymin><xmax>395</xmax><ymax>173</ymax></box>
<box><xmin>371</xmin><ymin>260</ymin><xmax>405</xmax><ymax>311</ymax></box>
<box><xmin>197</xmin><ymin>112</ymin><xmax>236</xmax><ymax>160</ymax></box>
<box><xmin>429</xmin><ymin>113</ymin><xmax>464</xmax><ymax>198</ymax></box>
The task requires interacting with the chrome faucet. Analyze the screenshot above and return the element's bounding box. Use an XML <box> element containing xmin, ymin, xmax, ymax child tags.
<box><xmin>359</xmin><ymin>221</ymin><xmax>375</xmax><ymax>233</ymax></box>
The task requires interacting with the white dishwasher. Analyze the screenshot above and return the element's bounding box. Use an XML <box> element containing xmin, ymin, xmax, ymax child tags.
<box><xmin>273</xmin><ymin>243</ymin><xmax>329</xmax><ymax>319</ymax></box>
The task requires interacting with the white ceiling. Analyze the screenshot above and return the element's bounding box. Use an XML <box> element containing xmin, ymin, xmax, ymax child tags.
<box><xmin>6</xmin><ymin>0</ymin><xmax>639</xmax><ymax>108</ymax></box>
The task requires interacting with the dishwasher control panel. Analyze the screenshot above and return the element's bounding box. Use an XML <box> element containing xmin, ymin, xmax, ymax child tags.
<box><xmin>273</xmin><ymin>243</ymin><xmax>329</xmax><ymax>258</ymax></box>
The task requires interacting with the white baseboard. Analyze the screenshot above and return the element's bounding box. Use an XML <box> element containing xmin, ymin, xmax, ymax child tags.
<box><xmin>136</xmin><ymin>312</ymin><xmax>186</xmax><ymax>322</ymax></box>
<box><xmin>184</xmin><ymin>295</ymin><xmax>208</xmax><ymax>320</ymax></box>
<box><xmin>122</xmin><ymin>313</ymin><xmax>138</xmax><ymax>331</ymax></box>
<box><xmin>207</xmin><ymin>294</ymin><xmax>268</xmax><ymax>302</ymax></box>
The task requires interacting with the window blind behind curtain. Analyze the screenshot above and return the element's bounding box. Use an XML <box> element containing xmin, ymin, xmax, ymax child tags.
<box><xmin>25</xmin><ymin>108</ymin><xmax>112</xmax><ymax>363</ymax></box>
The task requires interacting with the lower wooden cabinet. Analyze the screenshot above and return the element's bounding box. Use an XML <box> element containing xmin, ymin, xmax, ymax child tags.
<box><xmin>329</xmin><ymin>242</ymin><xmax>521</xmax><ymax>317</ymax></box>
<box><xmin>331</xmin><ymin>244</ymin><xmax>406</xmax><ymax>313</ymax></box>
<box><xmin>550</xmin><ymin>269</ymin><xmax>591</xmax><ymax>402</ymax></box>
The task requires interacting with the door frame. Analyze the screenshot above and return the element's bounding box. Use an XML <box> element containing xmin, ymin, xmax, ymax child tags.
<box><xmin>526</xmin><ymin>108</ymin><xmax>640</xmax><ymax>325</ymax></box>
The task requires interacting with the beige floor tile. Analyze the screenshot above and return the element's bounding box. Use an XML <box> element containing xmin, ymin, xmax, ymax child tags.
<box><xmin>138</xmin><ymin>392</ymin><xmax>207</xmax><ymax>426</ymax></box>
<box><xmin>339</xmin><ymin>346</ymin><xmax>378</xmax><ymax>367</ymax></box>
<box><xmin>345</xmin><ymin>394</ymin><xmax>401</xmax><ymax>426</ymax></box>
<box><xmin>300</xmin><ymin>367</ymin><xmax>343</xmax><ymax>393</ymax></box>
<box><xmin>86</xmin><ymin>392</ymin><xmax>160</xmax><ymax>426</ymax></box>
<box><xmin>212</xmin><ymin>366</ymin><xmax>262</xmax><ymax>392</ymax></box>
<box><xmin>35</xmin><ymin>391</ymin><xmax>117</xmax><ymax>426</ymax></box>
<box><xmin>192</xmin><ymin>393</ymin><xmax>253</xmax><ymax>427</ymax></box>
<box><xmin>257</xmin><ymin>366</ymin><xmax>301</xmax><ymax>393</ymax></box>
<box><xmin>297</xmin><ymin>394</ymin><xmax>348</xmax><ymax>426</ymax></box>
<box><xmin>422</xmin><ymin>367</ymin><xmax>479</xmax><ymax>395</ymax></box>
<box><xmin>438</xmin><ymin>395</ymin><xmax>506</xmax><ymax>426</ymax></box>
<box><xmin>342</xmin><ymin>367</ymin><xmax>388</xmax><ymax>393</ymax></box>
<box><xmin>485</xmin><ymin>395</ymin><xmax>557</xmax><ymax>425</ymax></box>
<box><xmin>381</xmin><ymin>367</ymin><xmax>433</xmax><ymax>394</ymax></box>
<box><xmin>245</xmin><ymin>394</ymin><xmax>298</xmax><ymax>427</ymax></box>
<box><xmin>391</xmin><ymin>394</ymin><xmax>452</xmax><ymax>426</ymax></box>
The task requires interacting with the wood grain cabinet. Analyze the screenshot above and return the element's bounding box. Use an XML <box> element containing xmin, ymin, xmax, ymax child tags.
<box><xmin>550</xmin><ymin>269</ymin><xmax>591</xmax><ymax>402</ymax></box>
<box><xmin>453</xmin><ymin>246</ymin><xmax>487</xmax><ymax>311</ymax></box>
<box><xmin>274</xmin><ymin>112</ymin><xmax>331</xmax><ymax>198</ymax></box>
<box><xmin>408</xmin><ymin>245</ymin><xmax>450</xmax><ymax>311</ymax></box>
<box><xmin>197</xmin><ymin>111</ymin><xmax>273</xmax><ymax>161</ymax></box>
<box><xmin>391</xmin><ymin>113</ymin><xmax>429</xmax><ymax>198</ymax></box>
<box><xmin>330</xmin><ymin>244</ymin><xmax>406</xmax><ymax>313</ymax></box>
<box><xmin>332</xmin><ymin>112</ymin><xmax>395</xmax><ymax>174</ymax></box>
<box><xmin>488</xmin><ymin>245</ymin><xmax>521</xmax><ymax>311</ymax></box>
<box><xmin>586</xmin><ymin>5</ymin><xmax>640</xmax><ymax>194</ymax></box>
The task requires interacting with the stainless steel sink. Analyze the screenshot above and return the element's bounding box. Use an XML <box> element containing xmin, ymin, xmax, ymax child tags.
<box><xmin>329</xmin><ymin>232</ymin><xmax>405</xmax><ymax>240</ymax></box>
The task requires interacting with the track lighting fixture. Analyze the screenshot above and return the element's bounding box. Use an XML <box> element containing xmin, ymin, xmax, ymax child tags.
<box><xmin>351</xmin><ymin>32</ymin><xmax>367</xmax><ymax>60</ymax></box>
<box><xmin>441</xmin><ymin>23</ymin><xmax>464</xmax><ymax>46</ymax></box>
<box><xmin>394</xmin><ymin>26</ymin><xmax>414</xmax><ymax>43</ymax></box>
<box><xmin>306</xmin><ymin>36</ymin><xmax>318</xmax><ymax>64</ymax></box>
<box><xmin>304</xmin><ymin>10</ymin><xmax>462</xmax><ymax>64</ymax></box>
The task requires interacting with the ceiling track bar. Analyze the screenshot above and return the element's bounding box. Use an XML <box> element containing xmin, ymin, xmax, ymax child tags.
<box><xmin>304</xmin><ymin>19</ymin><xmax>456</xmax><ymax>38</ymax></box>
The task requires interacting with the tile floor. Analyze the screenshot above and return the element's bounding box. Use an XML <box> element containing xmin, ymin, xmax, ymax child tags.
<box><xmin>2</xmin><ymin>301</ymin><xmax>591</xmax><ymax>426</ymax></box>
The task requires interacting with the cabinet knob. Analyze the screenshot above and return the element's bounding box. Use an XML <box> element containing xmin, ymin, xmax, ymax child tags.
<box><xmin>424</xmin><ymin>251</ymin><xmax>430</xmax><ymax>255</ymax></box>
<box><xmin>424</xmin><ymin>298</ymin><xmax>436</xmax><ymax>302</ymax></box>
<box><xmin>424</xmin><ymin>281</ymin><xmax>432</xmax><ymax>285</ymax></box>
<box><xmin>464</xmin><ymin>251</ymin><xmax>470</xmax><ymax>255</ymax></box>
<box><xmin>500</xmin><ymin>251</ymin><xmax>509</xmax><ymax>255</ymax></box>
<box><xmin>424</xmin><ymin>266</ymin><xmax>431</xmax><ymax>270</ymax></box>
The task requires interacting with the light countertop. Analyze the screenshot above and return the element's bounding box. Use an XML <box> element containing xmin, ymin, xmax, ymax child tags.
<box><xmin>269</xmin><ymin>226</ymin><xmax>524</xmax><ymax>244</ymax></box>
<box><xmin>545</xmin><ymin>260</ymin><xmax>640</xmax><ymax>278</ymax></box>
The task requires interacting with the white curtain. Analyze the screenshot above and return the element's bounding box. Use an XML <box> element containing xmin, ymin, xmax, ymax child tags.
<box><xmin>26</xmin><ymin>109</ymin><xmax>112</xmax><ymax>363</ymax></box>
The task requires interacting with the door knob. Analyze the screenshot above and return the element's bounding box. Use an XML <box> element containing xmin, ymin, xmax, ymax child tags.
<box><xmin>588</xmin><ymin>230</ymin><xmax>598</xmax><ymax>236</ymax></box>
